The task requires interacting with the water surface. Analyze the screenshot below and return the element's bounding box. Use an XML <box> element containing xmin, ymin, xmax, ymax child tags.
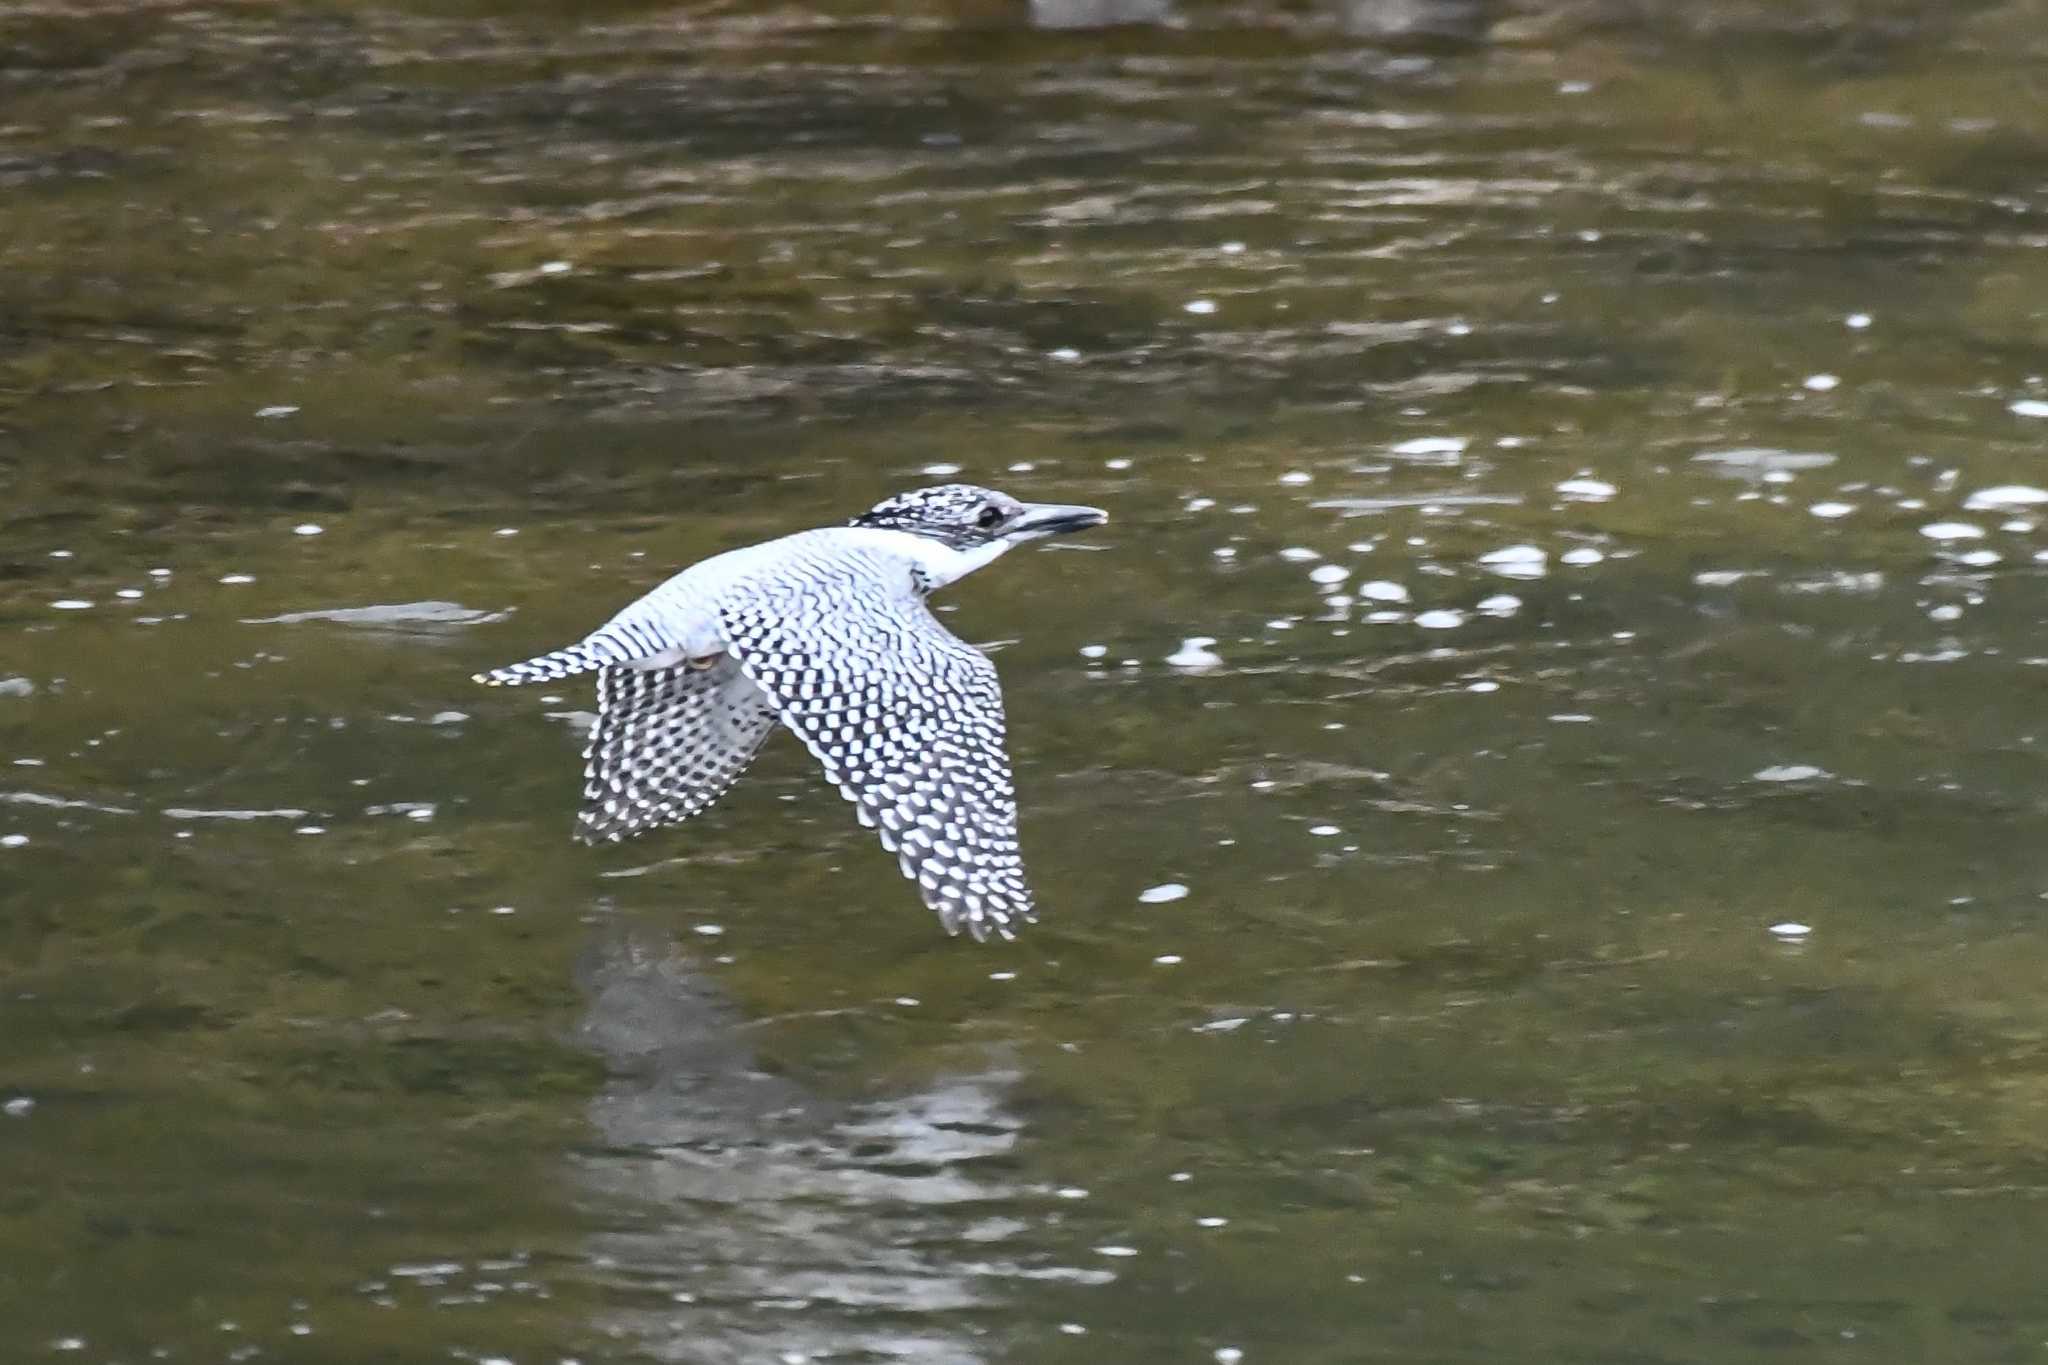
<box><xmin>7</xmin><ymin>2</ymin><xmax>2048</xmax><ymax>1361</ymax></box>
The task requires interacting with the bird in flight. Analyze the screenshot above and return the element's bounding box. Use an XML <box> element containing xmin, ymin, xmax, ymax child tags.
<box><xmin>476</xmin><ymin>484</ymin><xmax>1109</xmax><ymax>942</ymax></box>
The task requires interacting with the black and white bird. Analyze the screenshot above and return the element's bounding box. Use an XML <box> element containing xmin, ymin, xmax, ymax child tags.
<box><xmin>475</xmin><ymin>484</ymin><xmax>1108</xmax><ymax>942</ymax></box>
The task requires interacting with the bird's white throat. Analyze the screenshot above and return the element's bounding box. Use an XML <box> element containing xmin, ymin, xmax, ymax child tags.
<box><xmin>845</xmin><ymin>526</ymin><xmax>1016</xmax><ymax>591</ymax></box>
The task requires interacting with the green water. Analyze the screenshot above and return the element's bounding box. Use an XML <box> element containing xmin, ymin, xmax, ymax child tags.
<box><xmin>7</xmin><ymin>2</ymin><xmax>2048</xmax><ymax>1360</ymax></box>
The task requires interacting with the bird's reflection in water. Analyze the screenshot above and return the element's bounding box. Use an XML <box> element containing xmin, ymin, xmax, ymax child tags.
<box><xmin>570</xmin><ymin>928</ymin><xmax>1044</xmax><ymax>1364</ymax></box>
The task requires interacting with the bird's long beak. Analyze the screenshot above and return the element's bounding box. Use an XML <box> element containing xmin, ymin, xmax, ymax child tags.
<box><xmin>1005</xmin><ymin>502</ymin><xmax>1109</xmax><ymax>539</ymax></box>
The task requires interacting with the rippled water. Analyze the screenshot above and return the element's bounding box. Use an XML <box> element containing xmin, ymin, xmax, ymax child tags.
<box><xmin>8</xmin><ymin>2</ymin><xmax>2048</xmax><ymax>1361</ymax></box>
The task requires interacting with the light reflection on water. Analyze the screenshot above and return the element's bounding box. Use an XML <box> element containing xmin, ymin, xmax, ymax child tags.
<box><xmin>8</xmin><ymin>1</ymin><xmax>2048</xmax><ymax>1362</ymax></box>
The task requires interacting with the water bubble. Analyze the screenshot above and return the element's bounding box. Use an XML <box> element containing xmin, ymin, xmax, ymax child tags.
<box><xmin>1309</xmin><ymin>825</ymin><xmax>1340</xmax><ymax>836</ymax></box>
<box><xmin>254</xmin><ymin>405</ymin><xmax>299</xmax><ymax>419</ymax></box>
<box><xmin>4</xmin><ymin>1096</ymin><xmax>33</xmax><ymax>1117</ymax></box>
<box><xmin>1079</xmin><ymin>644</ymin><xmax>1108</xmax><ymax>659</ymax></box>
<box><xmin>1153</xmin><ymin>954</ymin><xmax>1183</xmax><ymax>965</ymax></box>
<box><xmin>1359</xmin><ymin>580</ymin><xmax>1410</xmax><ymax>603</ymax></box>
<box><xmin>219</xmin><ymin>573</ymin><xmax>255</xmax><ymax>585</ymax></box>
<box><xmin>1390</xmin><ymin>436</ymin><xmax>1468</xmax><ymax>459</ymax></box>
<box><xmin>1560</xmin><ymin>547</ymin><xmax>1605</xmax><ymax>566</ymax></box>
<box><xmin>989</xmin><ymin>971</ymin><xmax>1017</xmax><ymax>982</ymax></box>
<box><xmin>1476</xmin><ymin>594</ymin><xmax>1521</xmax><ymax>616</ymax></box>
<box><xmin>1309</xmin><ymin>564</ymin><xmax>1349</xmax><ymax>585</ymax></box>
<box><xmin>1056</xmin><ymin>1186</ymin><xmax>1090</xmax><ymax>1199</ymax></box>
<box><xmin>1093</xmin><ymin>1246</ymin><xmax>1140</xmax><ymax>1257</ymax></box>
<box><xmin>1846</xmin><ymin>312</ymin><xmax>1873</xmax><ymax>329</ymax></box>
<box><xmin>1478</xmin><ymin>545</ymin><xmax>1547</xmax><ymax>579</ymax></box>
<box><xmin>1139</xmin><ymin>882</ymin><xmax>1189</xmax><ymax>904</ymax></box>
<box><xmin>293</xmin><ymin>523</ymin><xmax>324</xmax><ymax>536</ymax></box>
<box><xmin>1964</xmin><ymin>485</ymin><xmax>2048</xmax><ymax>511</ymax></box>
<box><xmin>1197</xmin><ymin>1216</ymin><xmax>1229</xmax><ymax>1228</ymax></box>
<box><xmin>50</xmin><ymin>600</ymin><xmax>93</xmax><ymax>611</ymax></box>
<box><xmin>921</xmin><ymin>463</ymin><xmax>962</xmax><ymax>476</ymax></box>
<box><xmin>1556</xmin><ymin>477</ymin><xmax>1615</xmax><ymax>501</ymax></box>
<box><xmin>1414</xmin><ymin>609</ymin><xmax>1464</xmax><ymax>629</ymax></box>
<box><xmin>1803</xmin><ymin>373</ymin><xmax>1840</xmax><ymax>392</ymax></box>
<box><xmin>1278</xmin><ymin>470</ymin><xmax>1312</xmax><ymax>486</ymax></box>
<box><xmin>538</xmin><ymin>260</ymin><xmax>572</xmax><ymax>275</ymax></box>
<box><xmin>1184</xmin><ymin>299</ymin><xmax>1218</xmax><ymax>315</ymax></box>
<box><xmin>1048</xmin><ymin>347</ymin><xmax>1081</xmax><ymax>361</ymax></box>
<box><xmin>1106</xmin><ymin>458</ymin><xmax>1133</xmax><ymax>471</ymax></box>
<box><xmin>1215</xmin><ymin>1350</ymin><xmax>1245</xmax><ymax>1365</ymax></box>
<box><xmin>1755</xmin><ymin>764</ymin><xmax>1830</xmax><ymax>782</ymax></box>
<box><xmin>1466</xmin><ymin>680</ymin><xmax>1500</xmax><ymax>693</ymax></box>
<box><xmin>1166</xmin><ymin>638</ymin><xmax>1223</xmax><ymax>669</ymax></box>
<box><xmin>1921</xmin><ymin>522</ymin><xmax>1986</xmax><ymax>541</ymax></box>
<box><xmin>1929</xmin><ymin>604</ymin><xmax>1964</xmax><ymax>622</ymax></box>
<box><xmin>1810</xmin><ymin>502</ymin><xmax>1856</xmax><ymax>519</ymax></box>
<box><xmin>2010</xmin><ymin>399</ymin><xmax>2048</xmax><ymax>419</ymax></box>
<box><xmin>1279</xmin><ymin>546</ymin><xmax>1321</xmax><ymax>562</ymax></box>
<box><xmin>1769</xmin><ymin>922</ymin><xmax>1812</xmax><ymax>940</ymax></box>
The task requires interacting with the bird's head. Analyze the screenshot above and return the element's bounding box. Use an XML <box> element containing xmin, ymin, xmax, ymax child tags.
<box><xmin>850</xmin><ymin>483</ymin><xmax>1108</xmax><ymax>550</ymax></box>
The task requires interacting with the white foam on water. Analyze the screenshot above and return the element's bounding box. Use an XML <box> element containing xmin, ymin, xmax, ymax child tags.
<box><xmin>1166</xmin><ymin>638</ymin><xmax>1223</xmax><ymax>669</ymax></box>
<box><xmin>1478</xmin><ymin>545</ymin><xmax>1547</xmax><ymax>579</ymax></box>
<box><xmin>1754</xmin><ymin>764</ymin><xmax>1829</xmax><ymax>782</ymax></box>
<box><xmin>1964</xmin><ymin>485</ymin><xmax>2048</xmax><ymax>511</ymax></box>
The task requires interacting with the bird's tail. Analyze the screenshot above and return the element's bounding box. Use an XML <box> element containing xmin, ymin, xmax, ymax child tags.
<box><xmin>472</xmin><ymin>643</ymin><xmax>609</xmax><ymax>687</ymax></box>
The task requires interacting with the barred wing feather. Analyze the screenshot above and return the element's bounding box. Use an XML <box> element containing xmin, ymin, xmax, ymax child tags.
<box><xmin>575</xmin><ymin>660</ymin><xmax>780</xmax><ymax>844</ymax></box>
<box><xmin>717</xmin><ymin>578</ymin><xmax>1035</xmax><ymax>940</ymax></box>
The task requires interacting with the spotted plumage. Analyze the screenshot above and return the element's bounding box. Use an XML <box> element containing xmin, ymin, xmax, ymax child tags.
<box><xmin>475</xmin><ymin>484</ymin><xmax>1108</xmax><ymax>942</ymax></box>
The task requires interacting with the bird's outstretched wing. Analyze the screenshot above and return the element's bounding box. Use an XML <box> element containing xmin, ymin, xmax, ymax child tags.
<box><xmin>717</xmin><ymin>577</ymin><xmax>1035</xmax><ymax>941</ymax></box>
<box><xmin>575</xmin><ymin>659</ymin><xmax>780</xmax><ymax>844</ymax></box>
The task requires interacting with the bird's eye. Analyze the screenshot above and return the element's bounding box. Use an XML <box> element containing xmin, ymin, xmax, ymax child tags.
<box><xmin>975</xmin><ymin>505</ymin><xmax>1006</xmax><ymax>529</ymax></box>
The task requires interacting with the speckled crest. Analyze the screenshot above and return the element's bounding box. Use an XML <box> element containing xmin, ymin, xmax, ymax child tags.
<box><xmin>849</xmin><ymin>483</ymin><xmax>1022</xmax><ymax>547</ymax></box>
